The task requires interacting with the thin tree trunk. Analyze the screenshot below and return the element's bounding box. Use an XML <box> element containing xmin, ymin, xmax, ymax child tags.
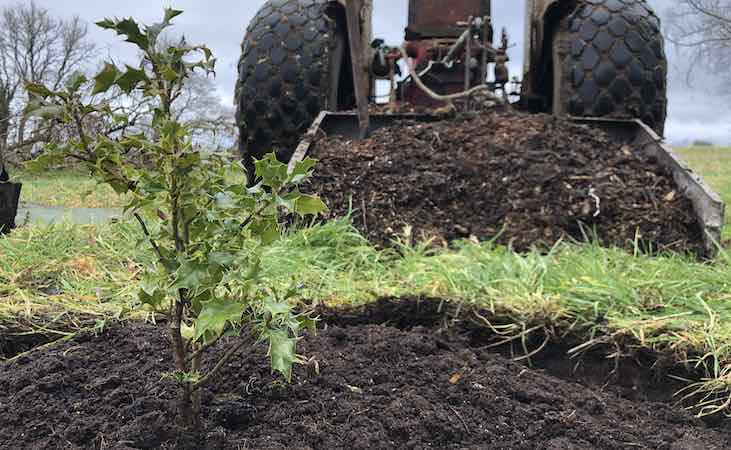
<box><xmin>191</xmin><ymin>350</ymin><xmax>203</xmax><ymax>429</ymax></box>
<box><xmin>0</xmin><ymin>92</ymin><xmax>11</xmax><ymax>168</ymax></box>
<box><xmin>16</xmin><ymin>114</ymin><xmax>25</xmax><ymax>148</ymax></box>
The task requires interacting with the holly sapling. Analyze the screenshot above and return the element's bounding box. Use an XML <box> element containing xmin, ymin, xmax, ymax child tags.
<box><xmin>25</xmin><ymin>9</ymin><xmax>326</xmax><ymax>430</ymax></box>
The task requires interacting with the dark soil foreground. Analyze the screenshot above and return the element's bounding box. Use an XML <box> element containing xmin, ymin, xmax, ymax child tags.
<box><xmin>1</xmin><ymin>303</ymin><xmax>730</xmax><ymax>450</ymax></box>
<box><xmin>308</xmin><ymin>111</ymin><xmax>702</xmax><ymax>253</ymax></box>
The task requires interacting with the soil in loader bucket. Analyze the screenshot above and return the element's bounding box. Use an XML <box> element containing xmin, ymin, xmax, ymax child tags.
<box><xmin>307</xmin><ymin>110</ymin><xmax>703</xmax><ymax>254</ymax></box>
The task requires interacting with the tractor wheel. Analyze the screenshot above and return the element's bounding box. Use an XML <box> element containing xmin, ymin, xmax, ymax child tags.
<box><xmin>235</xmin><ymin>0</ymin><xmax>346</xmax><ymax>181</ymax></box>
<box><xmin>552</xmin><ymin>0</ymin><xmax>667</xmax><ymax>135</ymax></box>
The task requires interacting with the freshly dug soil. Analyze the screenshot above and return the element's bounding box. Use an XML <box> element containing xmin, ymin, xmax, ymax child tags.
<box><xmin>308</xmin><ymin>111</ymin><xmax>702</xmax><ymax>252</ymax></box>
<box><xmin>1</xmin><ymin>300</ymin><xmax>729</xmax><ymax>449</ymax></box>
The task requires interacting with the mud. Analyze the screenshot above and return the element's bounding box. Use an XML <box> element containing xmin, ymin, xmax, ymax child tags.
<box><xmin>1</xmin><ymin>299</ymin><xmax>728</xmax><ymax>449</ymax></box>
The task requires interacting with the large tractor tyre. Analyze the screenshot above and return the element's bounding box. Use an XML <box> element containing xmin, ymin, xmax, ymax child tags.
<box><xmin>552</xmin><ymin>0</ymin><xmax>667</xmax><ymax>135</ymax></box>
<box><xmin>235</xmin><ymin>0</ymin><xmax>345</xmax><ymax>181</ymax></box>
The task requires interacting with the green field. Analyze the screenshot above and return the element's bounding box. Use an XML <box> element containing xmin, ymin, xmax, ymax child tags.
<box><xmin>2</xmin><ymin>147</ymin><xmax>731</xmax><ymax>417</ymax></box>
<box><xmin>10</xmin><ymin>167</ymin><xmax>130</xmax><ymax>209</ymax></box>
<box><xmin>675</xmin><ymin>147</ymin><xmax>731</xmax><ymax>242</ymax></box>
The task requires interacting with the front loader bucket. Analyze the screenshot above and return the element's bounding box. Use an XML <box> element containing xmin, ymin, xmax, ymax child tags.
<box><xmin>289</xmin><ymin>111</ymin><xmax>726</xmax><ymax>257</ymax></box>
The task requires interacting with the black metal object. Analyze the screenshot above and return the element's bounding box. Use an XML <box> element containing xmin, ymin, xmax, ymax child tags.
<box><xmin>0</xmin><ymin>178</ymin><xmax>21</xmax><ymax>234</ymax></box>
<box><xmin>555</xmin><ymin>0</ymin><xmax>667</xmax><ymax>135</ymax></box>
<box><xmin>235</xmin><ymin>0</ymin><xmax>343</xmax><ymax>177</ymax></box>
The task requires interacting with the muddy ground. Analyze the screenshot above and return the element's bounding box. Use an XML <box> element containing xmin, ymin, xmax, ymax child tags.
<box><xmin>308</xmin><ymin>111</ymin><xmax>702</xmax><ymax>253</ymax></box>
<box><xmin>1</xmin><ymin>299</ymin><xmax>729</xmax><ymax>450</ymax></box>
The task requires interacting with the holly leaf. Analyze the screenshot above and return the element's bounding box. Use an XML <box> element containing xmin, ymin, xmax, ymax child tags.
<box><xmin>208</xmin><ymin>251</ymin><xmax>236</xmax><ymax>267</ymax></box>
<box><xmin>25</xmin><ymin>82</ymin><xmax>54</xmax><ymax>98</ymax></box>
<box><xmin>181</xmin><ymin>322</ymin><xmax>196</xmax><ymax>341</ymax></box>
<box><xmin>250</xmin><ymin>216</ymin><xmax>280</xmax><ymax>245</ymax></box>
<box><xmin>275</xmin><ymin>192</ymin><xmax>298</xmax><ymax>211</ymax></box>
<box><xmin>174</xmin><ymin>261</ymin><xmax>209</xmax><ymax>289</ymax></box>
<box><xmin>297</xmin><ymin>314</ymin><xmax>318</xmax><ymax>334</ymax></box>
<box><xmin>161</xmin><ymin>65</ymin><xmax>179</xmax><ymax>83</ymax></box>
<box><xmin>65</xmin><ymin>71</ymin><xmax>88</xmax><ymax>92</ymax></box>
<box><xmin>255</xmin><ymin>153</ymin><xmax>288</xmax><ymax>190</ymax></box>
<box><xmin>24</xmin><ymin>149</ymin><xmax>65</xmax><ymax>172</ymax></box>
<box><xmin>116</xmin><ymin>65</ymin><xmax>148</xmax><ymax>93</ymax></box>
<box><xmin>268</xmin><ymin>330</ymin><xmax>297</xmax><ymax>381</ymax></box>
<box><xmin>263</xmin><ymin>296</ymin><xmax>293</xmax><ymax>317</ymax></box>
<box><xmin>294</xmin><ymin>194</ymin><xmax>327</xmax><ymax>217</ymax></box>
<box><xmin>163</xmin><ymin>8</ymin><xmax>184</xmax><ymax>23</ymax></box>
<box><xmin>214</xmin><ymin>191</ymin><xmax>237</xmax><ymax>209</ymax></box>
<box><xmin>195</xmin><ymin>298</ymin><xmax>246</xmax><ymax>341</ymax></box>
<box><xmin>93</xmin><ymin>63</ymin><xmax>120</xmax><ymax>95</ymax></box>
<box><xmin>107</xmin><ymin>178</ymin><xmax>131</xmax><ymax>195</ymax></box>
<box><xmin>290</xmin><ymin>157</ymin><xmax>317</xmax><ymax>183</ymax></box>
<box><xmin>116</xmin><ymin>18</ymin><xmax>149</xmax><ymax>49</ymax></box>
<box><xmin>26</xmin><ymin>104</ymin><xmax>63</xmax><ymax>120</ymax></box>
<box><xmin>139</xmin><ymin>287</ymin><xmax>166</xmax><ymax>310</ymax></box>
<box><xmin>96</xmin><ymin>19</ymin><xmax>116</xmax><ymax>30</ymax></box>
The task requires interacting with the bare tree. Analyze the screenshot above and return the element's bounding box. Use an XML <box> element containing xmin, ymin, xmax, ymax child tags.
<box><xmin>0</xmin><ymin>56</ymin><xmax>16</xmax><ymax>168</ymax></box>
<box><xmin>174</xmin><ymin>73</ymin><xmax>236</xmax><ymax>151</ymax></box>
<box><xmin>0</xmin><ymin>0</ymin><xmax>94</xmax><ymax>163</ymax></box>
<box><xmin>666</xmin><ymin>1</ymin><xmax>731</xmax><ymax>81</ymax></box>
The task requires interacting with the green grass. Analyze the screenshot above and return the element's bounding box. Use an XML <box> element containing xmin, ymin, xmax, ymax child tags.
<box><xmin>0</xmin><ymin>221</ymin><xmax>147</xmax><ymax>340</ymax></box>
<box><xmin>10</xmin><ymin>167</ymin><xmax>129</xmax><ymax>208</ymax></box>
<box><xmin>674</xmin><ymin>146</ymin><xmax>731</xmax><ymax>242</ymax></box>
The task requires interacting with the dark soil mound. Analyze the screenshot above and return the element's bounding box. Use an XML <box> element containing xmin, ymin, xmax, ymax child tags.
<box><xmin>1</xmin><ymin>303</ymin><xmax>729</xmax><ymax>449</ymax></box>
<box><xmin>308</xmin><ymin>111</ymin><xmax>702</xmax><ymax>252</ymax></box>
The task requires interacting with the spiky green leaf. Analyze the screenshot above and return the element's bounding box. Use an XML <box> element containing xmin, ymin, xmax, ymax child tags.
<box><xmin>255</xmin><ymin>153</ymin><xmax>289</xmax><ymax>190</ymax></box>
<box><xmin>174</xmin><ymin>261</ymin><xmax>209</xmax><ymax>289</ymax></box>
<box><xmin>116</xmin><ymin>18</ymin><xmax>149</xmax><ymax>49</ymax></box>
<box><xmin>263</xmin><ymin>296</ymin><xmax>293</xmax><ymax>317</ymax></box>
<box><xmin>139</xmin><ymin>287</ymin><xmax>166</xmax><ymax>310</ymax></box>
<box><xmin>164</xmin><ymin>8</ymin><xmax>184</xmax><ymax>23</ymax></box>
<box><xmin>250</xmin><ymin>216</ymin><xmax>280</xmax><ymax>245</ymax></box>
<box><xmin>195</xmin><ymin>298</ymin><xmax>246</xmax><ymax>341</ymax></box>
<box><xmin>116</xmin><ymin>65</ymin><xmax>148</xmax><ymax>93</ymax></box>
<box><xmin>268</xmin><ymin>330</ymin><xmax>297</xmax><ymax>381</ymax></box>
<box><xmin>294</xmin><ymin>194</ymin><xmax>327</xmax><ymax>216</ymax></box>
<box><xmin>92</xmin><ymin>63</ymin><xmax>120</xmax><ymax>95</ymax></box>
<box><xmin>161</xmin><ymin>65</ymin><xmax>178</xmax><ymax>83</ymax></box>
<box><xmin>64</xmin><ymin>71</ymin><xmax>88</xmax><ymax>92</ymax></box>
<box><xmin>25</xmin><ymin>82</ymin><xmax>53</xmax><ymax>98</ymax></box>
<box><xmin>290</xmin><ymin>157</ymin><xmax>317</xmax><ymax>183</ymax></box>
<box><xmin>95</xmin><ymin>19</ymin><xmax>116</xmax><ymax>29</ymax></box>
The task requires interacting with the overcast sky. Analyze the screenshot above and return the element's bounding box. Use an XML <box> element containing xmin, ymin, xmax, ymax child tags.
<box><xmin>4</xmin><ymin>0</ymin><xmax>729</xmax><ymax>145</ymax></box>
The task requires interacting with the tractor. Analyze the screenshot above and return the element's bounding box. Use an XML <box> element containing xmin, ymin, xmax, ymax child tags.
<box><xmin>235</xmin><ymin>0</ymin><xmax>668</xmax><ymax>174</ymax></box>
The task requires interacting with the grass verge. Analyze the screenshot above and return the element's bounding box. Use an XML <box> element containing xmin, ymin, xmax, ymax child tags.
<box><xmin>9</xmin><ymin>167</ymin><xmax>129</xmax><ymax>208</ymax></box>
<box><xmin>674</xmin><ymin>146</ymin><xmax>731</xmax><ymax>242</ymax></box>
<box><xmin>2</xmin><ymin>217</ymin><xmax>730</xmax><ymax>416</ymax></box>
<box><xmin>0</xmin><ymin>220</ymin><xmax>147</xmax><ymax>351</ymax></box>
